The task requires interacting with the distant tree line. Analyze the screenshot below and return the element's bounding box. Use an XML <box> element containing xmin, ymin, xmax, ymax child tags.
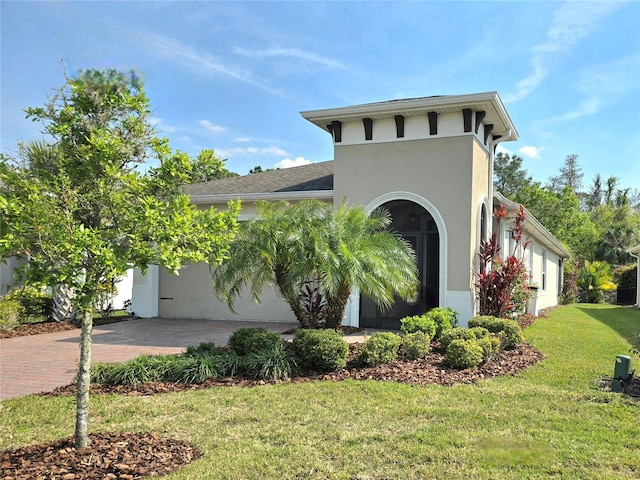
<box><xmin>494</xmin><ymin>152</ymin><xmax>640</xmax><ymax>266</ymax></box>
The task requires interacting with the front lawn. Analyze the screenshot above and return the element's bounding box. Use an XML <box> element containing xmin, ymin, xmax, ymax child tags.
<box><xmin>1</xmin><ymin>304</ymin><xmax>639</xmax><ymax>479</ymax></box>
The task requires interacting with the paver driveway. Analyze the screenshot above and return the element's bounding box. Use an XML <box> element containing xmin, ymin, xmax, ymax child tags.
<box><xmin>0</xmin><ymin>318</ymin><xmax>297</xmax><ymax>400</ymax></box>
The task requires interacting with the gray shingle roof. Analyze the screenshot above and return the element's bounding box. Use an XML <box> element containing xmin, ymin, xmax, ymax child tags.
<box><xmin>183</xmin><ymin>160</ymin><xmax>334</xmax><ymax>196</ymax></box>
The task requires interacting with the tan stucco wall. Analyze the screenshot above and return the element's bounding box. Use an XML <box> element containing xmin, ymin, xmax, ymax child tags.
<box><xmin>333</xmin><ymin>135</ymin><xmax>489</xmax><ymax>292</ymax></box>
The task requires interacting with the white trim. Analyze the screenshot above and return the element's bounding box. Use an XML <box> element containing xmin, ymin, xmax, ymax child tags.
<box><xmin>366</xmin><ymin>191</ymin><xmax>448</xmax><ymax>309</ymax></box>
<box><xmin>190</xmin><ymin>189</ymin><xmax>334</xmax><ymax>205</ymax></box>
<box><xmin>445</xmin><ymin>290</ymin><xmax>475</xmax><ymax>327</ymax></box>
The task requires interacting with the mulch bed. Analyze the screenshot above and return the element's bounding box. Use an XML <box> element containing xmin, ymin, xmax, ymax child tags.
<box><xmin>0</xmin><ymin>432</ymin><xmax>200</xmax><ymax>480</ymax></box>
<box><xmin>0</xmin><ymin>316</ymin><xmax>134</xmax><ymax>339</ymax></box>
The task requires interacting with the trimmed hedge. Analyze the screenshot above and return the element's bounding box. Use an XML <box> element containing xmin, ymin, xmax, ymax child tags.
<box><xmin>440</xmin><ymin>327</ymin><xmax>476</xmax><ymax>350</ymax></box>
<box><xmin>292</xmin><ymin>328</ymin><xmax>349</xmax><ymax>372</ymax></box>
<box><xmin>468</xmin><ymin>316</ymin><xmax>524</xmax><ymax>350</ymax></box>
<box><xmin>400</xmin><ymin>315</ymin><xmax>436</xmax><ymax>338</ymax></box>
<box><xmin>359</xmin><ymin>332</ymin><xmax>402</xmax><ymax>367</ymax></box>
<box><xmin>426</xmin><ymin>307</ymin><xmax>459</xmax><ymax>339</ymax></box>
<box><xmin>401</xmin><ymin>331</ymin><xmax>431</xmax><ymax>360</ymax></box>
<box><xmin>228</xmin><ymin>327</ymin><xmax>283</xmax><ymax>356</ymax></box>
<box><xmin>446</xmin><ymin>339</ymin><xmax>484</xmax><ymax>369</ymax></box>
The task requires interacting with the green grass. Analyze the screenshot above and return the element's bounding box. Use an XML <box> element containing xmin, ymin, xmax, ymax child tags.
<box><xmin>2</xmin><ymin>304</ymin><xmax>639</xmax><ymax>479</ymax></box>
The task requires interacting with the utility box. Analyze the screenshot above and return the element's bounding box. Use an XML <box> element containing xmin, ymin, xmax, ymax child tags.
<box><xmin>612</xmin><ymin>355</ymin><xmax>632</xmax><ymax>393</ymax></box>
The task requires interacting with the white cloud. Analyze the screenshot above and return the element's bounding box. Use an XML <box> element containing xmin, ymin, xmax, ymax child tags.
<box><xmin>140</xmin><ymin>32</ymin><xmax>286</xmax><ymax>97</ymax></box>
<box><xmin>148</xmin><ymin>116</ymin><xmax>176</xmax><ymax>133</ymax></box>
<box><xmin>234</xmin><ymin>137</ymin><xmax>250</xmax><ymax>143</ymax></box>
<box><xmin>217</xmin><ymin>145</ymin><xmax>288</xmax><ymax>157</ymax></box>
<box><xmin>504</xmin><ymin>1</ymin><xmax>624</xmax><ymax>103</ymax></box>
<box><xmin>274</xmin><ymin>157</ymin><xmax>311</xmax><ymax>169</ymax></box>
<box><xmin>496</xmin><ymin>144</ymin><xmax>513</xmax><ymax>156</ymax></box>
<box><xmin>519</xmin><ymin>146</ymin><xmax>542</xmax><ymax>158</ymax></box>
<box><xmin>199</xmin><ymin>120</ymin><xmax>227</xmax><ymax>134</ymax></box>
<box><xmin>234</xmin><ymin>47</ymin><xmax>347</xmax><ymax>70</ymax></box>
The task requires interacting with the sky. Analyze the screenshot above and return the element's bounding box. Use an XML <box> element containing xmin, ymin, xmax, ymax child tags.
<box><xmin>1</xmin><ymin>1</ymin><xmax>639</xmax><ymax>191</ymax></box>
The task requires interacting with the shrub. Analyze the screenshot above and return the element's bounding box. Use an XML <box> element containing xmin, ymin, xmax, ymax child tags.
<box><xmin>401</xmin><ymin>331</ymin><xmax>431</xmax><ymax>360</ymax></box>
<box><xmin>425</xmin><ymin>307</ymin><xmax>459</xmax><ymax>339</ymax></box>
<box><xmin>359</xmin><ymin>332</ymin><xmax>402</xmax><ymax>367</ymax></box>
<box><xmin>446</xmin><ymin>339</ymin><xmax>483</xmax><ymax>369</ymax></box>
<box><xmin>477</xmin><ymin>335</ymin><xmax>501</xmax><ymax>362</ymax></box>
<box><xmin>91</xmin><ymin>354</ymin><xmax>181</xmax><ymax>385</ymax></box>
<box><xmin>440</xmin><ymin>327</ymin><xmax>476</xmax><ymax>350</ymax></box>
<box><xmin>0</xmin><ymin>298</ymin><xmax>24</xmax><ymax>331</ymax></box>
<box><xmin>244</xmin><ymin>343</ymin><xmax>297</xmax><ymax>381</ymax></box>
<box><xmin>292</xmin><ymin>328</ymin><xmax>348</xmax><ymax>372</ymax></box>
<box><xmin>469</xmin><ymin>326</ymin><xmax>490</xmax><ymax>340</ymax></box>
<box><xmin>4</xmin><ymin>286</ymin><xmax>52</xmax><ymax>320</ymax></box>
<box><xmin>184</xmin><ymin>342</ymin><xmax>223</xmax><ymax>357</ymax></box>
<box><xmin>400</xmin><ymin>314</ymin><xmax>436</xmax><ymax>338</ymax></box>
<box><xmin>217</xmin><ymin>351</ymin><xmax>246</xmax><ymax>377</ymax></box>
<box><xmin>228</xmin><ymin>327</ymin><xmax>283</xmax><ymax>356</ymax></box>
<box><xmin>468</xmin><ymin>316</ymin><xmax>524</xmax><ymax>350</ymax></box>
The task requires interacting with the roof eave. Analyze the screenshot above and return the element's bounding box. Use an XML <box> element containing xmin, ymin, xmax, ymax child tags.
<box><xmin>494</xmin><ymin>190</ymin><xmax>571</xmax><ymax>259</ymax></box>
<box><xmin>190</xmin><ymin>189</ymin><xmax>334</xmax><ymax>205</ymax></box>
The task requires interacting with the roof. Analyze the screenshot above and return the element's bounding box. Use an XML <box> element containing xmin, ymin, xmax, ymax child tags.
<box><xmin>301</xmin><ymin>92</ymin><xmax>518</xmax><ymax>142</ymax></box>
<box><xmin>184</xmin><ymin>160</ymin><xmax>334</xmax><ymax>204</ymax></box>
<box><xmin>494</xmin><ymin>190</ymin><xmax>572</xmax><ymax>259</ymax></box>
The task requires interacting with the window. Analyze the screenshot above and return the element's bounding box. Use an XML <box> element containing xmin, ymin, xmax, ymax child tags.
<box><xmin>541</xmin><ymin>250</ymin><xmax>547</xmax><ymax>291</ymax></box>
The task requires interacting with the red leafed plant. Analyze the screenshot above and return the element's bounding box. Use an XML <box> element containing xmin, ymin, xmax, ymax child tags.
<box><xmin>476</xmin><ymin>205</ymin><xmax>532</xmax><ymax>318</ymax></box>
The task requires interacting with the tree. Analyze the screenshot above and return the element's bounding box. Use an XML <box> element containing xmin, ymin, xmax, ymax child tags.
<box><xmin>493</xmin><ymin>152</ymin><xmax>532</xmax><ymax>199</ymax></box>
<box><xmin>548</xmin><ymin>154</ymin><xmax>583</xmax><ymax>192</ymax></box>
<box><xmin>585</xmin><ymin>173</ymin><xmax>603</xmax><ymax>210</ymax></box>
<box><xmin>213</xmin><ymin>200</ymin><xmax>417</xmax><ymax>329</ymax></box>
<box><xmin>148</xmin><ymin>149</ymin><xmax>237</xmax><ymax>186</ymax></box>
<box><xmin>0</xmin><ymin>69</ymin><xmax>239</xmax><ymax>448</ymax></box>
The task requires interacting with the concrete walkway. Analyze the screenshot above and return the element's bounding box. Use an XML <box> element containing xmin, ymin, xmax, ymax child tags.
<box><xmin>0</xmin><ymin>318</ymin><xmax>298</xmax><ymax>401</ymax></box>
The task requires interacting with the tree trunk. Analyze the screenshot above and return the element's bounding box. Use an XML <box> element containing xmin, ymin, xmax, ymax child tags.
<box><xmin>324</xmin><ymin>284</ymin><xmax>351</xmax><ymax>329</ymax></box>
<box><xmin>74</xmin><ymin>307</ymin><xmax>93</xmax><ymax>449</ymax></box>
<box><xmin>52</xmin><ymin>284</ymin><xmax>76</xmax><ymax>323</ymax></box>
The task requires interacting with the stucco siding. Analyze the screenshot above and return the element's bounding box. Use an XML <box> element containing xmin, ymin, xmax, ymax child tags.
<box><xmin>333</xmin><ymin>135</ymin><xmax>480</xmax><ymax>292</ymax></box>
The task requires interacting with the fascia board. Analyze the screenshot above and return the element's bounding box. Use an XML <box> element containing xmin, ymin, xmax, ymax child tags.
<box><xmin>190</xmin><ymin>189</ymin><xmax>334</xmax><ymax>205</ymax></box>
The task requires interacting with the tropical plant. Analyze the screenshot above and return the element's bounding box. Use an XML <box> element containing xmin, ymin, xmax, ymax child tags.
<box><xmin>0</xmin><ymin>69</ymin><xmax>238</xmax><ymax>448</ymax></box>
<box><xmin>213</xmin><ymin>200</ymin><xmax>417</xmax><ymax>329</ymax></box>
<box><xmin>476</xmin><ymin>205</ymin><xmax>531</xmax><ymax>318</ymax></box>
<box><xmin>577</xmin><ymin>260</ymin><xmax>617</xmax><ymax>304</ymax></box>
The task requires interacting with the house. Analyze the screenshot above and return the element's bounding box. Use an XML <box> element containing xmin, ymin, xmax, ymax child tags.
<box><xmin>627</xmin><ymin>245</ymin><xmax>640</xmax><ymax>308</ymax></box>
<box><xmin>131</xmin><ymin>92</ymin><xmax>571</xmax><ymax>327</ymax></box>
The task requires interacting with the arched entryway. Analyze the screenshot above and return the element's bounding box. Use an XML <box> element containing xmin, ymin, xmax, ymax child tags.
<box><xmin>360</xmin><ymin>200</ymin><xmax>440</xmax><ymax>329</ymax></box>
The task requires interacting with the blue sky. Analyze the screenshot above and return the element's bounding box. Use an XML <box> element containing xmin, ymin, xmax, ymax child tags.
<box><xmin>2</xmin><ymin>1</ymin><xmax>639</xmax><ymax>191</ymax></box>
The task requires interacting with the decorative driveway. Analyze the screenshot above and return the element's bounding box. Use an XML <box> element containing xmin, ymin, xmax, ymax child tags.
<box><xmin>0</xmin><ymin>318</ymin><xmax>297</xmax><ymax>401</ymax></box>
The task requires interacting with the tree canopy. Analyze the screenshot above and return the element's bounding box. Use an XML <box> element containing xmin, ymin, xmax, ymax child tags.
<box><xmin>0</xmin><ymin>69</ymin><xmax>239</xmax><ymax>448</ymax></box>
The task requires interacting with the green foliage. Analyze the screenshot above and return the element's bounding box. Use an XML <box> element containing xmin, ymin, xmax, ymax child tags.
<box><xmin>184</xmin><ymin>342</ymin><xmax>224</xmax><ymax>358</ymax></box>
<box><xmin>425</xmin><ymin>307</ymin><xmax>458</xmax><ymax>338</ymax></box>
<box><xmin>213</xmin><ymin>200</ymin><xmax>417</xmax><ymax>329</ymax></box>
<box><xmin>400</xmin><ymin>314</ymin><xmax>436</xmax><ymax>338</ymax></box>
<box><xmin>292</xmin><ymin>328</ymin><xmax>349</xmax><ymax>372</ymax></box>
<box><xmin>243</xmin><ymin>343</ymin><xmax>297</xmax><ymax>381</ymax></box>
<box><xmin>577</xmin><ymin>260</ymin><xmax>616</xmax><ymax>304</ymax></box>
<box><xmin>169</xmin><ymin>355</ymin><xmax>221</xmax><ymax>384</ymax></box>
<box><xmin>477</xmin><ymin>335</ymin><xmax>501</xmax><ymax>362</ymax></box>
<box><xmin>468</xmin><ymin>316</ymin><xmax>524</xmax><ymax>350</ymax></box>
<box><xmin>0</xmin><ymin>298</ymin><xmax>24</xmax><ymax>331</ymax></box>
<box><xmin>3</xmin><ymin>286</ymin><xmax>53</xmax><ymax>319</ymax></box>
<box><xmin>228</xmin><ymin>328</ymin><xmax>283</xmax><ymax>356</ymax></box>
<box><xmin>469</xmin><ymin>326</ymin><xmax>490</xmax><ymax>339</ymax></box>
<box><xmin>613</xmin><ymin>264</ymin><xmax>637</xmax><ymax>289</ymax></box>
<box><xmin>400</xmin><ymin>331</ymin><xmax>431</xmax><ymax>360</ymax></box>
<box><xmin>493</xmin><ymin>152</ymin><xmax>532</xmax><ymax>199</ymax></box>
<box><xmin>440</xmin><ymin>327</ymin><xmax>477</xmax><ymax>350</ymax></box>
<box><xmin>445</xmin><ymin>339</ymin><xmax>484</xmax><ymax>369</ymax></box>
<box><xmin>358</xmin><ymin>332</ymin><xmax>402</xmax><ymax>367</ymax></box>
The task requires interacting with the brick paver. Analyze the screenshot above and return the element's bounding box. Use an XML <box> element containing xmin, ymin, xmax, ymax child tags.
<box><xmin>0</xmin><ymin>318</ymin><xmax>297</xmax><ymax>400</ymax></box>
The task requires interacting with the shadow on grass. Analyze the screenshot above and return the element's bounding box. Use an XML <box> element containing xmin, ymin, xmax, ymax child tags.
<box><xmin>573</xmin><ymin>304</ymin><xmax>640</xmax><ymax>347</ymax></box>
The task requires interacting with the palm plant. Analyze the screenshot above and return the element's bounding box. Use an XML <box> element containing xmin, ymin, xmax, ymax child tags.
<box><xmin>577</xmin><ymin>260</ymin><xmax>616</xmax><ymax>303</ymax></box>
<box><xmin>212</xmin><ymin>200</ymin><xmax>418</xmax><ymax>329</ymax></box>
